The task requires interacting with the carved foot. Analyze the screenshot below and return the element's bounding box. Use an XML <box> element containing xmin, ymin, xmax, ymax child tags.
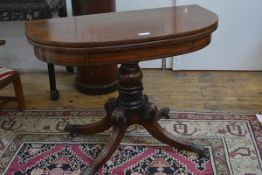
<box><xmin>141</xmin><ymin>101</ymin><xmax>169</xmax><ymax>121</ymax></box>
<box><xmin>50</xmin><ymin>89</ymin><xmax>59</xmax><ymax>100</ymax></box>
<box><xmin>179</xmin><ymin>143</ymin><xmax>209</xmax><ymax>159</ymax></box>
<box><xmin>142</xmin><ymin>120</ymin><xmax>209</xmax><ymax>159</ymax></box>
<box><xmin>64</xmin><ymin>124</ymin><xmax>80</xmax><ymax>137</ymax></box>
<box><xmin>157</xmin><ymin>107</ymin><xmax>170</xmax><ymax>120</ymax></box>
<box><xmin>81</xmin><ymin>126</ymin><xmax>126</xmax><ymax>175</ymax></box>
<box><xmin>64</xmin><ymin>116</ymin><xmax>112</xmax><ymax>136</ymax></box>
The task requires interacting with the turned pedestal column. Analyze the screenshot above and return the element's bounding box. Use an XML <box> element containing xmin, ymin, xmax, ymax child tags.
<box><xmin>65</xmin><ymin>62</ymin><xmax>208</xmax><ymax>175</ymax></box>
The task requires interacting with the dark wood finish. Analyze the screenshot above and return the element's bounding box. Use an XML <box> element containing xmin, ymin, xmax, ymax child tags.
<box><xmin>72</xmin><ymin>0</ymin><xmax>115</xmax><ymax>15</ymax></box>
<box><xmin>83</xmin><ymin>125</ymin><xmax>126</xmax><ymax>174</ymax></box>
<box><xmin>76</xmin><ymin>65</ymin><xmax>118</xmax><ymax>95</ymax></box>
<box><xmin>25</xmin><ymin>5</ymin><xmax>218</xmax><ymax>66</ymax></box>
<box><xmin>25</xmin><ymin>5</ymin><xmax>218</xmax><ymax>174</ymax></box>
<box><xmin>72</xmin><ymin>0</ymin><xmax>117</xmax><ymax>95</ymax></box>
<box><xmin>47</xmin><ymin>63</ymin><xmax>59</xmax><ymax>100</ymax></box>
<box><xmin>66</xmin><ymin>62</ymin><xmax>209</xmax><ymax>174</ymax></box>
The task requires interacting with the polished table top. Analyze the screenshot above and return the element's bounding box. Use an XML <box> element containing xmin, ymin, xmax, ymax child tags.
<box><xmin>25</xmin><ymin>5</ymin><xmax>218</xmax><ymax>66</ymax></box>
<box><xmin>25</xmin><ymin>5</ymin><xmax>218</xmax><ymax>174</ymax></box>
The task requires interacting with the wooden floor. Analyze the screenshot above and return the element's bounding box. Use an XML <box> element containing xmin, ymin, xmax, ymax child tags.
<box><xmin>0</xmin><ymin>70</ymin><xmax>262</xmax><ymax>114</ymax></box>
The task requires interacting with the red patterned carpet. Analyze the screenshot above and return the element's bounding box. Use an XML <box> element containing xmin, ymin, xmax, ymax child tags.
<box><xmin>0</xmin><ymin>110</ymin><xmax>261</xmax><ymax>175</ymax></box>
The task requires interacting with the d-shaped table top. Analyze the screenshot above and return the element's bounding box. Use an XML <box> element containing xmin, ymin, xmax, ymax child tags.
<box><xmin>25</xmin><ymin>5</ymin><xmax>218</xmax><ymax>66</ymax></box>
<box><xmin>25</xmin><ymin>5</ymin><xmax>218</xmax><ymax>174</ymax></box>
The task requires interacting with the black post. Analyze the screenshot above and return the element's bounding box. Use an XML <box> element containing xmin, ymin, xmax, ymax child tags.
<box><xmin>47</xmin><ymin>63</ymin><xmax>59</xmax><ymax>100</ymax></box>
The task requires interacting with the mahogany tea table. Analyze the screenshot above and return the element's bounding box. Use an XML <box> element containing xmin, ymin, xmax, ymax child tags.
<box><xmin>25</xmin><ymin>5</ymin><xmax>218</xmax><ymax>175</ymax></box>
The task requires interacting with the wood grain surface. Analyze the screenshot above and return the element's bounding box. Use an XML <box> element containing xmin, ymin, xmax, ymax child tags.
<box><xmin>1</xmin><ymin>70</ymin><xmax>261</xmax><ymax>114</ymax></box>
<box><xmin>25</xmin><ymin>5</ymin><xmax>218</xmax><ymax>66</ymax></box>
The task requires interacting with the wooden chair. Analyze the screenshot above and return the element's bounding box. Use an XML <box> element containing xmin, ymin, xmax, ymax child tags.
<box><xmin>0</xmin><ymin>40</ymin><xmax>25</xmax><ymax>110</ymax></box>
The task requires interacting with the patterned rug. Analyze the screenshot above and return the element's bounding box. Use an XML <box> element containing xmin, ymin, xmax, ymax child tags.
<box><xmin>0</xmin><ymin>110</ymin><xmax>261</xmax><ymax>175</ymax></box>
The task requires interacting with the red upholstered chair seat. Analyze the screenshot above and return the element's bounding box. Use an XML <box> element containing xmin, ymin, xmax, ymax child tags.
<box><xmin>0</xmin><ymin>67</ymin><xmax>16</xmax><ymax>81</ymax></box>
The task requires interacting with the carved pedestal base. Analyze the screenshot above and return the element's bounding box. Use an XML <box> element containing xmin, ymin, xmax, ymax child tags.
<box><xmin>65</xmin><ymin>62</ymin><xmax>209</xmax><ymax>175</ymax></box>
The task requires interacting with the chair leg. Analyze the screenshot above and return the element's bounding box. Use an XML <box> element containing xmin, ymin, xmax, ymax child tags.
<box><xmin>13</xmin><ymin>73</ymin><xmax>25</xmax><ymax>111</ymax></box>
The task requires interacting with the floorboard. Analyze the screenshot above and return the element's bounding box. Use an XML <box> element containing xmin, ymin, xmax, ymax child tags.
<box><xmin>1</xmin><ymin>70</ymin><xmax>261</xmax><ymax>114</ymax></box>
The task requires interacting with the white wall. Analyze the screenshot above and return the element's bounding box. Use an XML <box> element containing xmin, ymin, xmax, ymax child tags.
<box><xmin>174</xmin><ymin>0</ymin><xmax>262</xmax><ymax>70</ymax></box>
<box><xmin>116</xmin><ymin>0</ymin><xmax>175</xmax><ymax>11</ymax></box>
<box><xmin>0</xmin><ymin>22</ymin><xmax>50</xmax><ymax>71</ymax></box>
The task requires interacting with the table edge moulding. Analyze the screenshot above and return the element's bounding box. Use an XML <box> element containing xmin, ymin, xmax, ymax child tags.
<box><xmin>25</xmin><ymin>5</ymin><xmax>218</xmax><ymax>175</ymax></box>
